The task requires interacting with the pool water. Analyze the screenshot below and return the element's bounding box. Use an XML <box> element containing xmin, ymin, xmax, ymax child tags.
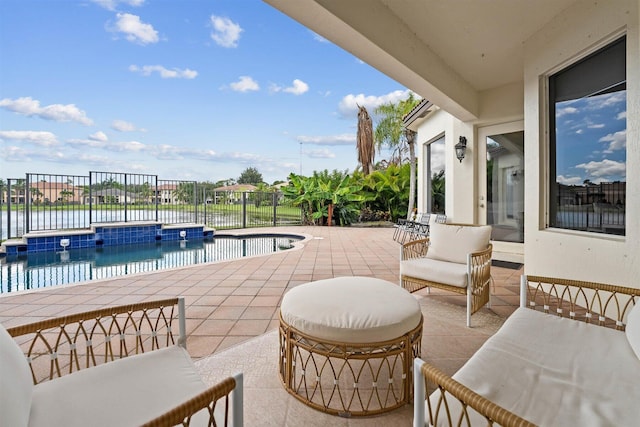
<box><xmin>0</xmin><ymin>234</ymin><xmax>302</xmax><ymax>294</ymax></box>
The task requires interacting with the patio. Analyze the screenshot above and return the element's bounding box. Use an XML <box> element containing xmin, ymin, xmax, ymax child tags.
<box><xmin>0</xmin><ymin>226</ymin><xmax>522</xmax><ymax>425</ymax></box>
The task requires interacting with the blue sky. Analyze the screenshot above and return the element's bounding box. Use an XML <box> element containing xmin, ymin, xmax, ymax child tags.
<box><xmin>555</xmin><ymin>91</ymin><xmax>627</xmax><ymax>185</ymax></box>
<box><xmin>0</xmin><ymin>0</ymin><xmax>411</xmax><ymax>184</ymax></box>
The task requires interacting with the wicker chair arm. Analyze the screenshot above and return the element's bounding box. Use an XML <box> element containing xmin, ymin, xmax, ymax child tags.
<box><xmin>401</xmin><ymin>238</ymin><xmax>430</xmax><ymax>260</ymax></box>
<box><xmin>420</xmin><ymin>362</ymin><xmax>535</xmax><ymax>427</ymax></box>
<box><xmin>469</xmin><ymin>244</ymin><xmax>492</xmax><ymax>295</ymax></box>
<box><xmin>142</xmin><ymin>376</ymin><xmax>239</xmax><ymax>427</ymax></box>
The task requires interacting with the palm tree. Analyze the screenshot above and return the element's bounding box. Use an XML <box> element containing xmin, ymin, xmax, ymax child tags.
<box><xmin>356</xmin><ymin>105</ymin><xmax>374</xmax><ymax>175</ymax></box>
<box><xmin>374</xmin><ymin>93</ymin><xmax>420</xmax><ymax>218</ymax></box>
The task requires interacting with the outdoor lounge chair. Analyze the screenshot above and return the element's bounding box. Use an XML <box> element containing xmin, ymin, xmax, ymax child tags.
<box><xmin>1</xmin><ymin>297</ymin><xmax>243</xmax><ymax>427</ymax></box>
<box><xmin>400</xmin><ymin>223</ymin><xmax>492</xmax><ymax>327</ymax></box>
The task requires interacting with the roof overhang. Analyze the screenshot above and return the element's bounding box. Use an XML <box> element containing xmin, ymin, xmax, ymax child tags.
<box><xmin>264</xmin><ymin>0</ymin><xmax>579</xmax><ymax>122</ymax></box>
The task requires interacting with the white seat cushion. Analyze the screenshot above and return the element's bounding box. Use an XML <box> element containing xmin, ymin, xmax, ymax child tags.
<box><xmin>400</xmin><ymin>258</ymin><xmax>468</xmax><ymax>288</ymax></box>
<box><xmin>280</xmin><ymin>276</ymin><xmax>422</xmax><ymax>343</ymax></box>
<box><xmin>426</xmin><ymin>223</ymin><xmax>491</xmax><ymax>264</ymax></box>
<box><xmin>429</xmin><ymin>308</ymin><xmax>640</xmax><ymax>426</ymax></box>
<box><xmin>0</xmin><ymin>323</ymin><xmax>33</xmax><ymax>427</ymax></box>
<box><xmin>29</xmin><ymin>346</ymin><xmax>209</xmax><ymax>427</ymax></box>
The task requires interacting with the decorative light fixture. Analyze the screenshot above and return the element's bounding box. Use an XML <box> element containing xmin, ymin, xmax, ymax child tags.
<box><xmin>455</xmin><ymin>136</ymin><xmax>467</xmax><ymax>163</ymax></box>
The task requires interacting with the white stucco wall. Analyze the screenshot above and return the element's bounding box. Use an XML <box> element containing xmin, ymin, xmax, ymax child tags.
<box><xmin>523</xmin><ymin>0</ymin><xmax>639</xmax><ymax>287</ymax></box>
<box><xmin>415</xmin><ymin>109</ymin><xmax>476</xmax><ymax>224</ymax></box>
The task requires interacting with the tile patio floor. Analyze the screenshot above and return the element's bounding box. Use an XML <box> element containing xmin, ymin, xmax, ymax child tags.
<box><xmin>0</xmin><ymin>226</ymin><xmax>523</xmax><ymax>425</ymax></box>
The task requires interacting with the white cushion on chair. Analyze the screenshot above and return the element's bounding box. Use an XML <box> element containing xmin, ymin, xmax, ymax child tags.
<box><xmin>29</xmin><ymin>346</ymin><xmax>208</xmax><ymax>427</ymax></box>
<box><xmin>0</xmin><ymin>323</ymin><xmax>33</xmax><ymax>427</ymax></box>
<box><xmin>426</xmin><ymin>223</ymin><xmax>491</xmax><ymax>264</ymax></box>
<box><xmin>401</xmin><ymin>258</ymin><xmax>468</xmax><ymax>288</ymax></box>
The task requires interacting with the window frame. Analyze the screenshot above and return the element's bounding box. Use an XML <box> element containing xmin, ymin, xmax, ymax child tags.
<box><xmin>545</xmin><ymin>32</ymin><xmax>627</xmax><ymax>237</ymax></box>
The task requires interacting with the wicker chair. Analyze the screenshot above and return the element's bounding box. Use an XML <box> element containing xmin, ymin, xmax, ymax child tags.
<box><xmin>1</xmin><ymin>298</ymin><xmax>243</xmax><ymax>427</ymax></box>
<box><xmin>400</xmin><ymin>223</ymin><xmax>492</xmax><ymax>327</ymax></box>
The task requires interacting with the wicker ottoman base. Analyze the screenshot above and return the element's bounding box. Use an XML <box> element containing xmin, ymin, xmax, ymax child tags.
<box><xmin>278</xmin><ymin>277</ymin><xmax>423</xmax><ymax>417</ymax></box>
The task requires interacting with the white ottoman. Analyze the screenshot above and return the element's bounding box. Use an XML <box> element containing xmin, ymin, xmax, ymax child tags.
<box><xmin>278</xmin><ymin>276</ymin><xmax>423</xmax><ymax>417</ymax></box>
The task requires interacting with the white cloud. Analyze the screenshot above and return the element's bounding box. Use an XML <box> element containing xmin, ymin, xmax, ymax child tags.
<box><xmin>576</xmin><ymin>129</ymin><xmax>583</xmax><ymax>134</ymax></box>
<box><xmin>92</xmin><ymin>0</ymin><xmax>144</xmax><ymax>11</ymax></box>
<box><xmin>109</xmin><ymin>141</ymin><xmax>146</xmax><ymax>152</ymax></box>
<box><xmin>111</xmin><ymin>13</ymin><xmax>159</xmax><ymax>45</ymax></box>
<box><xmin>229</xmin><ymin>76</ymin><xmax>259</xmax><ymax>92</ymax></box>
<box><xmin>599</xmin><ymin>129</ymin><xmax>626</xmax><ymax>153</ymax></box>
<box><xmin>298</xmin><ymin>134</ymin><xmax>355</xmax><ymax>146</ymax></box>
<box><xmin>586</xmin><ymin>91</ymin><xmax>625</xmax><ymax>110</ymax></box>
<box><xmin>111</xmin><ymin>119</ymin><xmax>145</xmax><ymax>132</ymax></box>
<box><xmin>270</xmin><ymin>79</ymin><xmax>309</xmax><ymax>95</ymax></box>
<box><xmin>338</xmin><ymin>89</ymin><xmax>413</xmax><ymax>118</ymax></box>
<box><xmin>284</xmin><ymin>79</ymin><xmax>309</xmax><ymax>95</ymax></box>
<box><xmin>89</xmin><ymin>131</ymin><xmax>108</xmax><ymax>142</ymax></box>
<box><xmin>0</xmin><ymin>130</ymin><xmax>58</xmax><ymax>146</ymax></box>
<box><xmin>0</xmin><ymin>97</ymin><xmax>93</xmax><ymax>125</ymax></box>
<box><xmin>575</xmin><ymin>159</ymin><xmax>626</xmax><ymax>178</ymax></box>
<box><xmin>304</xmin><ymin>148</ymin><xmax>336</xmax><ymax>159</ymax></box>
<box><xmin>588</xmin><ymin>124</ymin><xmax>605</xmax><ymax>129</ymax></box>
<box><xmin>129</xmin><ymin>65</ymin><xmax>197</xmax><ymax>79</ymax></box>
<box><xmin>617</xmin><ymin>111</ymin><xmax>627</xmax><ymax>120</ymax></box>
<box><xmin>210</xmin><ymin>15</ymin><xmax>242</xmax><ymax>48</ymax></box>
<box><xmin>556</xmin><ymin>106</ymin><xmax>578</xmax><ymax>117</ymax></box>
<box><xmin>557</xmin><ymin>175</ymin><xmax>584</xmax><ymax>186</ymax></box>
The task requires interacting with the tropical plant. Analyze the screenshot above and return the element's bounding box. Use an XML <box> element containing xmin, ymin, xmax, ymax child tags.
<box><xmin>59</xmin><ymin>189</ymin><xmax>74</xmax><ymax>204</ymax></box>
<box><xmin>282</xmin><ymin>170</ymin><xmax>371</xmax><ymax>226</ymax></box>
<box><xmin>431</xmin><ymin>169</ymin><xmax>445</xmax><ymax>213</ymax></box>
<box><xmin>362</xmin><ymin>163</ymin><xmax>411</xmax><ymax>221</ymax></box>
<box><xmin>374</xmin><ymin>93</ymin><xmax>420</xmax><ymax>219</ymax></box>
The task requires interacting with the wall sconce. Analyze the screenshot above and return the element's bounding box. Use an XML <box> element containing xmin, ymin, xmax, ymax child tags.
<box><xmin>455</xmin><ymin>136</ymin><xmax>467</xmax><ymax>163</ymax></box>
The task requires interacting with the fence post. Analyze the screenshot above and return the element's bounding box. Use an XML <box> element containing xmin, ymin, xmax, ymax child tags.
<box><xmin>25</xmin><ymin>174</ymin><xmax>30</xmax><ymax>234</ymax></box>
<box><xmin>202</xmin><ymin>187</ymin><xmax>207</xmax><ymax>226</ymax></box>
<box><xmin>155</xmin><ymin>175</ymin><xmax>159</xmax><ymax>223</ymax></box>
<box><xmin>124</xmin><ymin>174</ymin><xmax>128</xmax><ymax>223</ymax></box>
<box><xmin>193</xmin><ymin>182</ymin><xmax>198</xmax><ymax>224</ymax></box>
<box><xmin>273</xmin><ymin>192</ymin><xmax>277</xmax><ymax>227</ymax></box>
<box><xmin>6</xmin><ymin>180</ymin><xmax>11</xmax><ymax>239</ymax></box>
<box><xmin>242</xmin><ymin>192</ymin><xmax>247</xmax><ymax>229</ymax></box>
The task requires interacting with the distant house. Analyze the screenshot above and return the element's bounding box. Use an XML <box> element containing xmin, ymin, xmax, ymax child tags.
<box><xmin>213</xmin><ymin>184</ymin><xmax>257</xmax><ymax>204</ymax></box>
<box><xmin>155</xmin><ymin>183</ymin><xmax>179</xmax><ymax>204</ymax></box>
<box><xmin>30</xmin><ymin>182</ymin><xmax>82</xmax><ymax>204</ymax></box>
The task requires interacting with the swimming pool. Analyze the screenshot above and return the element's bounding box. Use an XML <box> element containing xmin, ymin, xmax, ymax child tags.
<box><xmin>0</xmin><ymin>234</ymin><xmax>303</xmax><ymax>294</ymax></box>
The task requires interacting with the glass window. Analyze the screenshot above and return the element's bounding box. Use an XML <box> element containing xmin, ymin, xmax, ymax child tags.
<box><xmin>424</xmin><ymin>136</ymin><xmax>445</xmax><ymax>213</ymax></box>
<box><xmin>549</xmin><ymin>36</ymin><xmax>626</xmax><ymax>236</ymax></box>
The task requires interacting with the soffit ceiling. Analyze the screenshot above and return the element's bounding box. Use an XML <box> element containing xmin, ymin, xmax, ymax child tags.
<box><xmin>322</xmin><ymin>0</ymin><xmax>577</xmax><ymax>92</ymax></box>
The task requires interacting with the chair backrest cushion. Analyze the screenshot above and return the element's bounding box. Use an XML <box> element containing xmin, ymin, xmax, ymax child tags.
<box><xmin>426</xmin><ymin>223</ymin><xmax>491</xmax><ymax>264</ymax></box>
<box><xmin>0</xmin><ymin>323</ymin><xmax>33</xmax><ymax>426</ymax></box>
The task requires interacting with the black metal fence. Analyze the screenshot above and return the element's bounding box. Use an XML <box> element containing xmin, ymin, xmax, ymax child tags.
<box><xmin>553</xmin><ymin>182</ymin><xmax>626</xmax><ymax>235</ymax></box>
<box><xmin>1</xmin><ymin>172</ymin><xmax>303</xmax><ymax>241</ymax></box>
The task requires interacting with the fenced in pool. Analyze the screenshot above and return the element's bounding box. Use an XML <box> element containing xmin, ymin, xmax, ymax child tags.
<box><xmin>1</xmin><ymin>234</ymin><xmax>304</xmax><ymax>294</ymax></box>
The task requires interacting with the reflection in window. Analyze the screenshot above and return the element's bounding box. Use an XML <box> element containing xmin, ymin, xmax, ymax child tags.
<box><xmin>425</xmin><ymin>136</ymin><xmax>445</xmax><ymax>214</ymax></box>
<box><xmin>549</xmin><ymin>36</ymin><xmax>626</xmax><ymax>236</ymax></box>
<box><xmin>486</xmin><ymin>132</ymin><xmax>524</xmax><ymax>243</ymax></box>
